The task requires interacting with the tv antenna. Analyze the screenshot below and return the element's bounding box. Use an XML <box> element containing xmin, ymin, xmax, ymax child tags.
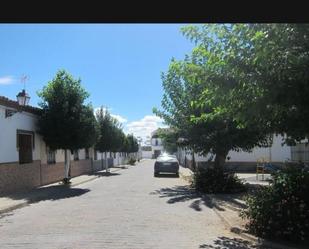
<box><xmin>20</xmin><ymin>74</ymin><xmax>29</xmax><ymax>91</ymax></box>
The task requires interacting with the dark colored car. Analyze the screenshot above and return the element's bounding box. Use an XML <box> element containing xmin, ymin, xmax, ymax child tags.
<box><xmin>154</xmin><ymin>153</ymin><xmax>179</xmax><ymax>177</ymax></box>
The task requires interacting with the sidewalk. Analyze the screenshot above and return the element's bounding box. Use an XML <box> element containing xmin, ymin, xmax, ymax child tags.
<box><xmin>179</xmin><ymin>166</ymin><xmax>306</xmax><ymax>249</ymax></box>
<box><xmin>0</xmin><ymin>166</ymin><xmax>127</xmax><ymax>216</ymax></box>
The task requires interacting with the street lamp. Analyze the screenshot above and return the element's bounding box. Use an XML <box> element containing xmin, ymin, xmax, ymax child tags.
<box><xmin>16</xmin><ymin>89</ymin><xmax>30</xmax><ymax>106</ymax></box>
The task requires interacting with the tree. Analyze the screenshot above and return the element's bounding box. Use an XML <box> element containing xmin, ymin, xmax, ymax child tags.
<box><xmin>95</xmin><ymin>107</ymin><xmax>117</xmax><ymax>172</ymax></box>
<box><xmin>154</xmin><ymin>27</ymin><xmax>271</xmax><ymax>169</ymax></box>
<box><xmin>181</xmin><ymin>24</ymin><xmax>309</xmax><ymax>145</ymax></box>
<box><xmin>157</xmin><ymin>128</ymin><xmax>179</xmax><ymax>154</ymax></box>
<box><xmin>126</xmin><ymin>134</ymin><xmax>139</xmax><ymax>159</ymax></box>
<box><xmin>37</xmin><ymin>70</ymin><xmax>97</xmax><ymax>183</ymax></box>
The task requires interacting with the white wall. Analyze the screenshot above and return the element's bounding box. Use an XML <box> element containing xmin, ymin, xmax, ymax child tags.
<box><xmin>177</xmin><ymin>134</ymin><xmax>292</xmax><ymax>163</ymax></box>
<box><xmin>142</xmin><ymin>150</ymin><xmax>152</xmax><ymax>159</ymax></box>
<box><xmin>0</xmin><ymin>105</ymin><xmax>42</xmax><ymax>163</ymax></box>
<box><xmin>227</xmin><ymin>135</ymin><xmax>291</xmax><ymax>162</ymax></box>
<box><xmin>151</xmin><ymin>138</ymin><xmax>162</xmax><ymax>146</ymax></box>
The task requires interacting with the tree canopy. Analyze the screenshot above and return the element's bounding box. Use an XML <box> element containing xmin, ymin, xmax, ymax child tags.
<box><xmin>181</xmin><ymin>24</ymin><xmax>309</xmax><ymax>145</ymax></box>
<box><xmin>37</xmin><ymin>70</ymin><xmax>97</xmax><ymax>150</ymax></box>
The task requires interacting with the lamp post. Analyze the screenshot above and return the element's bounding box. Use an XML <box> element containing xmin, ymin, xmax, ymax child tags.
<box><xmin>16</xmin><ymin>89</ymin><xmax>30</xmax><ymax>106</ymax></box>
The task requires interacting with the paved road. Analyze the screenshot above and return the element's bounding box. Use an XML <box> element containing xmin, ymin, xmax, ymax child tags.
<box><xmin>0</xmin><ymin>159</ymin><xmax>258</xmax><ymax>249</ymax></box>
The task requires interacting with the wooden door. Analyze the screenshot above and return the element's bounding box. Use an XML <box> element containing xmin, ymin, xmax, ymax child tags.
<box><xmin>19</xmin><ymin>134</ymin><xmax>33</xmax><ymax>164</ymax></box>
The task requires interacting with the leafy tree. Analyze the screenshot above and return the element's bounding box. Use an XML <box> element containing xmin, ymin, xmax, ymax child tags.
<box><xmin>154</xmin><ymin>27</ymin><xmax>271</xmax><ymax>169</ymax></box>
<box><xmin>181</xmin><ymin>24</ymin><xmax>309</xmax><ymax>145</ymax></box>
<box><xmin>95</xmin><ymin>107</ymin><xmax>118</xmax><ymax>172</ymax></box>
<box><xmin>157</xmin><ymin>128</ymin><xmax>179</xmax><ymax>154</ymax></box>
<box><xmin>37</xmin><ymin>70</ymin><xmax>96</xmax><ymax>183</ymax></box>
<box><xmin>126</xmin><ymin>134</ymin><xmax>139</xmax><ymax>159</ymax></box>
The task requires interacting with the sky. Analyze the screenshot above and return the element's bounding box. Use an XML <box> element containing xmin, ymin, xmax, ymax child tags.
<box><xmin>0</xmin><ymin>24</ymin><xmax>195</xmax><ymax>143</ymax></box>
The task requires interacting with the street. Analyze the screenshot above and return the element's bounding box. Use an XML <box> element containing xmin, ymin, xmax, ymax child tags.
<box><xmin>0</xmin><ymin>160</ymin><xmax>257</xmax><ymax>249</ymax></box>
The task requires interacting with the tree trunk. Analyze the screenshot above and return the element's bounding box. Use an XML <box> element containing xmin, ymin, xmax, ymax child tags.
<box><xmin>105</xmin><ymin>152</ymin><xmax>108</xmax><ymax>172</ymax></box>
<box><xmin>214</xmin><ymin>151</ymin><xmax>228</xmax><ymax>170</ymax></box>
<box><xmin>64</xmin><ymin>149</ymin><xmax>71</xmax><ymax>183</ymax></box>
<box><xmin>192</xmin><ymin>150</ymin><xmax>196</xmax><ymax>171</ymax></box>
<box><xmin>101</xmin><ymin>152</ymin><xmax>103</xmax><ymax>170</ymax></box>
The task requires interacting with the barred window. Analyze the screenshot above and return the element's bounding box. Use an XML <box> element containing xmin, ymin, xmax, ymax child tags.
<box><xmin>47</xmin><ymin>148</ymin><xmax>56</xmax><ymax>164</ymax></box>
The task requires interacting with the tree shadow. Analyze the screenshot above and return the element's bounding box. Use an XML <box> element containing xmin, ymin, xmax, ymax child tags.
<box><xmin>150</xmin><ymin>185</ymin><xmax>225</xmax><ymax>211</ymax></box>
<box><xmin>2</xmin><ymin>185</ymin><xmax>90</xmax><ymax>205</ymax></box>
<box><xmin>112</xmin><ymin>166</ymin><xmax>128</xmax><ymax>169</ymax></box>
<box><xmin>199</xmin><ymin>236</ymin><xmax>265</xmax><ymax>249</ymax></box>
<box><xmin>91</xmin><ymin>172</ymin><xmax>121</xmax><ymax>177</ymax></box>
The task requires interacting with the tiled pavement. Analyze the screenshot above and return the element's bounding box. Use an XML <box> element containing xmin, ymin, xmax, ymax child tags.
<box><xmin>0</xmin><ymin>160</ymin><xmax>299</xmax><ymax>249</ymax></box>
<box><xmin>0</xmin><ymin>159</ymin><xmax>258</xmax><ymax>249</ymax></box>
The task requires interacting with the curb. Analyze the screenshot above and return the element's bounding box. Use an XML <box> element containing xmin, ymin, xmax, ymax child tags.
<box><xmin>0</xmin><ymin>202</ymin><xmax>29</xmax><ymax>216</ymax></box>
<box><xmin>0</xmin><ymin>166</ymin><xmax>128</xmax><ymax>216</ymax></box>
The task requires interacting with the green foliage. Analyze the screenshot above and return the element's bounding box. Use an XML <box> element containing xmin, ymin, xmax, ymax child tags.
<box><xmin>181</xmin><ymin>24</ymin><xmax>309</xmax><ymax>144</ymax></box>
<box><xmin>126</xmin><ymin>134</ymin><xmax>139</xmax><ymax>153</ymax></box>
<box><xmin>157</xmin><ymin>128</ymin><xmax>179</xmax><ymax>154</ymax></box>
<box><xmin>153</xmin><ymin>25</ymin><xmax>272</xmax><ymax>168</ymax></box>
<box><xmin>37</xmin><ymin>70</ymin><xmax>96</xmax><ymax>150</ymax></box>
<box><xmin>95</xmin><ymin>107</ymin><xmax>126</xmax><ymax>154</ymax></box>
<box><xmin>191</xmin><ymin>167</ymin><xmax>246</xmax><ymax>194</ymax></box>
<box><xmin>128</xmin><ymin>157</ymin><xmax>136</xmax><ymax>165</ymax></box>
<box><xmin>241</xmin><ymin>167</ymin><xmax>309</xmax><ymax>242</ymax></box>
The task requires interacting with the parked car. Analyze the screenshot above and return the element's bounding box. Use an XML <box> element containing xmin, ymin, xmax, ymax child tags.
<box><xmin>154</xmin><ymin>153</ymin><xmax>179</xmax><ymax>177</ymax></box>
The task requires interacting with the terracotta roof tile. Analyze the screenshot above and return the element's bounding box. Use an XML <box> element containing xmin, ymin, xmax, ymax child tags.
<box><xmin>0</xmin><ymin>95</ymin><xmax>41</xmax><ymax>115</ymax></box>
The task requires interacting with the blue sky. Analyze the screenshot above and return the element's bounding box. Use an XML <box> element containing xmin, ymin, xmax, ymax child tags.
<box><xmin>0</xmin><ymin>24</ymin><xmax>195</xmax><ymax>142</ymax></box>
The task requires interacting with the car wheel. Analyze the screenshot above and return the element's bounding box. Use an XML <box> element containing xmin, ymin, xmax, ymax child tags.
<box><xmin>154</xmin><ymin>172</ymin><xmax>159</xmax><ymax>177</ymax></box>
<box><xmin>175</xmin><ymin>172</ymin><xmax>179</xmax><ymax>177</ymax></box>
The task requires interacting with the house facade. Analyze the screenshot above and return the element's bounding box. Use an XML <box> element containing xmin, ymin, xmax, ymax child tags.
<box><xmin>0</xmin><ymin>94</ymin><xmax>127</xmax><ymax>194</ymax></box>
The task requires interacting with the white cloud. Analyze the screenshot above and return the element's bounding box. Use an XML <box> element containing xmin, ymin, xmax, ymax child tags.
<box><xmin>94</xmin><ymin>107</ymin><xmax>127</xmax><ymax>123</ymax></box>
<box><xmin>0</xmin><ymin>76</ymin><xmax>14</xmax><ymax>85</ymax></box>
<box><xmin>125</xmin><ymin>115</ymin><xmax>168</xmax><ymax>144</ymax></box>
<box><xmin>111</xmin><ymin>114</ymin><xmax>127</xmax><ymax>123</ymax></box>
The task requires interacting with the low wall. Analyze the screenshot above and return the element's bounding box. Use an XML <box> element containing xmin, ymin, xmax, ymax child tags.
<box><xmin>41</xmin><ymin>162</ymin><xmax>65</xmax><ymax>185</ymax></box>
<box><xmin>181</xmin><ymin>159</ymin><xmax>284</xmax><ymax>173</ymax></box>
<box><xmin>0</xmin><ymin>160</ymin><xmax>41</xmax><ymax>195</ymax></box>
<box><xmin>93</xmin><ymin>160</ymin><xmax>103</xmax><ymax>171</ymax></box>
<box><xmin>70</xmin><ymin>159</ymin><xmax>92</xmax><ymax>177</ymax></box>
<box><xmin>0</xmin><ymin>159</ymin><xmax>95</xmax><ymax>195</ymax></box>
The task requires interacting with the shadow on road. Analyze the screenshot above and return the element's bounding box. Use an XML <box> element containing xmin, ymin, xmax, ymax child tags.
<box><xmin>150</xmin><ymin>185</ymin><xmax>225</xmax><ymax>211</ymax></box>
<box><xmin>2</xmin><ymin>185</ymin><xmax>91</xmax><ymax>205</ymax></box>
<box><xmin>150</xmin><ymin>185</ymin><xmax>248</xmax><ymax>212</ymax></box>
<box><xmin>199</xmin><ymin>236</ymin><xmax>260</xmax><ymax>249</ymax></box>
<box><xmin>92</xmin><ymin>172</ymin><xmax>121</xmax><ymax>177</ymax></box>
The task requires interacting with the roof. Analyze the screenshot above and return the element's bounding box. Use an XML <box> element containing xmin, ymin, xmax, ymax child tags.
<box><xmin>0</xmin><ymin>95</ymin><xmax>41</xmax><ymax>115</ymax></box>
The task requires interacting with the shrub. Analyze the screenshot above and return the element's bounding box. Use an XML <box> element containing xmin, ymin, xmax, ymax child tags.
<box><xmin>240</xmin><ymin>167</ymin><xmax>309</xmax><ymax>242</ymax></box>
<box><xmin>191</xmin><ymin>167</ymin><xmax>246</xmax><ymax>194</ymax></box>
<box><xmin>128</xmin><ymin>158</ymin><xmax>136</xmax><ymax>165</ymax></box>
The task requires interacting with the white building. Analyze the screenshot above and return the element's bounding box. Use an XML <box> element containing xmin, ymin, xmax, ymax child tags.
<box><xmin>0</xmin><ymin>92</ymin><xmax>128</xmax><ymax>194</ymax></box>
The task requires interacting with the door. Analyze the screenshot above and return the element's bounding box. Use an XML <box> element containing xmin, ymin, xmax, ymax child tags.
<box><xmin>18</xmin><ymin>134</ymin><xmax>33</xmax><ymax>164</ymax></box>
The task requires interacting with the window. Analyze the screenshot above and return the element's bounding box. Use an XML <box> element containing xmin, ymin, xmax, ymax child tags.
<box><xmin>94</xmin><ymin>150</ymin><xmax>97</xmax><ymax>160</ymax></box>
<box><xmin>47</xmin><ymin>148</ymin><xmax>56</xmax><ymax>164</ymax></box>
<box><xmin>85</xmin><ymin>148</ymin><xmax>89</xmax><ymax>159</ymax></box>
<box><xmin>74</xmin><ymin>150</ymin><xmax>79</xmax><ymax>161</ymax></box>
<box><xmin>155</xmin><ymin>139</ymin><xmax>158</xmax><ymax>146</ymax></box>
<box><xmin>17</xmin><ymin>130</ymin><xmax>34</xmax><ymax>164</ymax></box>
